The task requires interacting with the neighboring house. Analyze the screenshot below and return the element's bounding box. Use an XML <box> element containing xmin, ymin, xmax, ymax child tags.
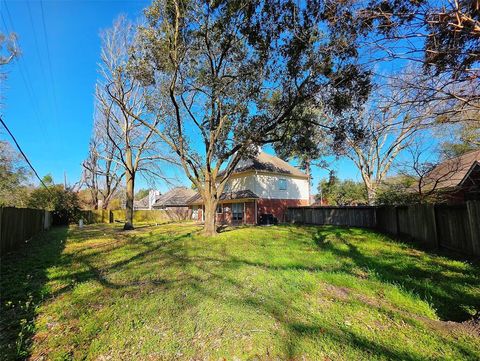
<box><xmin>152</xmin><ymin>187</ymin><xmax>197</xmax><ymax>211</ymax></box>
<box><xmin>422</xmin><ymin>149</ymin><xmax>480</xmax><ymax>202</ymax></box>
<box><xmin>134</xmin><ymin>190</ymin><xmax>161</xmax><ymax>210</ymax></box>
<box><xmin>189</xmin><ymin>151</ymin><xmax>310</xmax><ymax>225</ymax></box>
<box><xmin>134</xmin><ymin>187</ymin><xmax>196</xmax><ymax>211</ymax></box>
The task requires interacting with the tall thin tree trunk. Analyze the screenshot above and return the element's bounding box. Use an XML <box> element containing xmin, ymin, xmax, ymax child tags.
<box><xmin>102</xmin><ymin>175</ymin><xmax>111</xmax><ymax>210</ymax></box>
<box><xmin>92</xmin><ymin>190</ymin><xmax>99</xmax><ymax>210</ymax></box>
<box><xmin>124</xmin><ymin>170</ymin><xmax>135</xmax><ymax>230</ymax></box>
<box><xmin>305</xmin><ymin>159</ymin><xmax>311</xmax><ymax>205</ymax></box>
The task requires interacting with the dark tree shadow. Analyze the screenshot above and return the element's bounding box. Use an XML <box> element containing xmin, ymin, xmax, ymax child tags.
<box><xmin>4</xmin><ymin>223</ymin><xmax>478</xmax><ymax>360</ymax></box>
<box><xmin>0</xmin><ymin>227</ymin><xmax>68</xmax><ymax>360</ymax></box>
<box><xmin>310</xmin><ymin>226</ymin><xmax>480</xmax><ymax>322</ymax></box>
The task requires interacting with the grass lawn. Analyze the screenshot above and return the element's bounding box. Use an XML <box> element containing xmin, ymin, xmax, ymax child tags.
<box><xmin>1</xmin><ymin>223</ymin><xmax>479</xmax><ymax>360</ymax></box>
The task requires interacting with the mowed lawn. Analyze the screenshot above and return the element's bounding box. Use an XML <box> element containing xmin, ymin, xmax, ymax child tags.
<box><xmin>1</xmin><ymin>223</ymin><xmax>479</xmax><ymax>360</ymax></box>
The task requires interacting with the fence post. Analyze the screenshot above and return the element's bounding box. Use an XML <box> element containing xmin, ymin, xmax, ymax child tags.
<box><xmin>109</xmin><ymin>210</ymin><xmax>114</xmax><ymax>224</ymax></box>
<box><xmin>467</xmin><ymin>201</ymin><xmax>480</xmax><ymax>256</ymax></box>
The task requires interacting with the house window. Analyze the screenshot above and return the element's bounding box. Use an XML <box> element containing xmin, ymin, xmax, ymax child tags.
<box><xmin>278</xmin><ymin>178</ymin><xmax>287</xmax><ymax>191</ymax></box>
<box><xmin>216</xmin><ymin>204</ymin><xmax>223</xmax><ymax>214</ymax></box>
<box><xmin>232</xmin><ymin>203</ymin><xmax>243</xmax><ymax>221</ymax></box>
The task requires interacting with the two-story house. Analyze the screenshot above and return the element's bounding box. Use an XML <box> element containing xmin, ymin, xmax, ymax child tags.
<box><xmin>188</xmin><ymin>151</ymin><xmax>310</xmax><ymax>225</ymax></box>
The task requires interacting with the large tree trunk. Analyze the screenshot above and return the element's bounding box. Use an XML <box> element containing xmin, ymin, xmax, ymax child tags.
<box><xmin>124</xmin><ymin>170</ymin><xmax>135</xmax><ymax>230</ymax></box>
<box><xmin>203</xmin><ymin>196</ymin><xmax>218</xmax><ymax>236</ymax></box>
<box><xmin>366</xmin><ymin>186</ymin><xmax>376</xmax><ymax>205</ymax></box>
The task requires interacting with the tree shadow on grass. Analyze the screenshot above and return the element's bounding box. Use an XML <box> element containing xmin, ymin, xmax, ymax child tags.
<box><xmin>10</xmin><ymin>223</ymin><xmax>478</xmax><ymax>360</ymax></box>
<box><xmin>0</xmin><ymin>226</ymin><xmax>68</xmax><ymax>360</ymax></box>
<box><xmin>311</xmin><ymin>226</ymin><xmax>480</xmax><ymax>322</ymax></box>
<box><xmin>153</xmin><ymin>247</ymin><xmax>479</xmax><ymax>360</ymax></box>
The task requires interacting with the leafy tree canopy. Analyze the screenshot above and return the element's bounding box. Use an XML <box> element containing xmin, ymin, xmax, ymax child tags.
<box><xmin>0</xmin><ymin>140</ymin><xmax>31</xmax><ymax>207</ymax></box>
<box><xmin>441</xmin><ymin>120</ymin><xmax>480</xmax><ymax>158</ymax></box>
<box><xmin>27</xmin><ymin>183</ymin><xmax>81</xmax><ymax>222</ymax></box>
<box><xmin>128</xmin><ymin>0</ymin><xmax>372</xmax><ymax>235</ymax></box>
<box><xmin>375</xmin><ymin>175</ymin><xmax>420</xmax><ymax>206</ymax></box>
<box><xmin>316</xmin><ymin>171</ymin><xmax>367</xmax><ymax>206</ymax></box>
<box><xmin>135</xmin><ymin>188</ymin><xmax>151</xmax><ymax>200</ymax></box>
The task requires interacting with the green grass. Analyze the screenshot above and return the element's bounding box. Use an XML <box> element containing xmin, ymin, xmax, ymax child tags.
<box><xmin>1</xmin><ymin>223</ymin><xmax>479</xmax><ymax>360</ymax></box>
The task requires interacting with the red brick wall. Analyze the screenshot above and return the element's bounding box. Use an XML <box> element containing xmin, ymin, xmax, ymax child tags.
<box><xmin>215</xmin><ymin>204</ymin><xmax>232</xmax><ymax>224</ymax></box>
<box><xmin>257</xmin><ymin>198</ymin><xmax>308</xmax><ymax>222</ymax></box>
<box><xmin>245</xmin><ymin>202</ymin><xmax>256</xmax><ymax>224</ymax></box>
<box><xmin>191</xmin><ymin>198</ymin><xmax>306</xmax><ymax>225</ymax></box>
<box><xmin>215</xmin><ymin>202</ymin><xmax>255</xmax><ymax>225</ymax></box>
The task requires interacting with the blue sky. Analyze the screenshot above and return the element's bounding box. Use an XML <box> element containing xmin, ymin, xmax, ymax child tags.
<box><xmin>1</xmin><ymin>0</ymin><xmax>367</xmax><ymax>193</ymax></box>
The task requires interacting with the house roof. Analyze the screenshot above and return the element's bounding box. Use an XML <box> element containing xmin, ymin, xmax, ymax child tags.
<box><xmin>423</xmin><ymin>149</ymin><xmax>480</xmax><ymax>190</ymax></box>
<box><xmin>152</xmin><ymin>187</ymin><xmax>197</xmax><ymax>207</ymax></box>
<box><xmin>133</xmin><ymin>196</ymin><xmax>150</xmax><ymax>209</ymax></box>
<box><xmin>227</xmin><ymin>151</ymin><xmax>308</xmax><ymax>178</ymax></box>
<box><xmin>188</xmin><ymin>189</ymin><xmax>259</xmax><ymax>205</ymax></box>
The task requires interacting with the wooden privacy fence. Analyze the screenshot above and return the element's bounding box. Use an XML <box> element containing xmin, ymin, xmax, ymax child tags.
<box><xmin>286</xmin><ymin>206</ymin><xmax>376</xmax><ymax>228</ymax></box>
<box><xmin>286</xmin><ymin>201</ymin><xmax>480</xmax><ymax>257</ymax></box>
<box><xmin>0</xmin><ymin>207</ymin><xmax>52</xmax><ymax>254</ymax></box>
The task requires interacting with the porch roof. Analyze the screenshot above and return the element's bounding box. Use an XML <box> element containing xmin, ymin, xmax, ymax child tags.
<box><xmin>188</xmin><ymin>189</ymin><xmax>259</xmax><ymax>205</ymax></box>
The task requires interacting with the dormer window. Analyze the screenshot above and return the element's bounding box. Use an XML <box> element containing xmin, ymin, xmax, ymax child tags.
<box><xmin>278</xmin><ymin>178</ymin><xmax>287</xmax><ymax>191</ymax></box>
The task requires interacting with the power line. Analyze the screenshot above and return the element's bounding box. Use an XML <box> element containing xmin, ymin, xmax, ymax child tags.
<box><xmin>0</xmin><ymin>115</ymin><xmax>51</xmax><ymax>191</ymax></box>
<box><xmin>39</xmin><ymin>0</ymin><xmax>59</xmax><ymax>124</ymax></box>
<box><xmin>1</xmin><ymin>11</ymin><xmax>38</xmax><ymax>115</ymax></box>
<box><xmin>1</xmin><ymin>3</ymin><xmax>49</xmax><ymax>144</ymax></box>
<box><xmin>26</xmin><ymin>1</ymin><xmax>49</xmax><ymax>91</ymax></box>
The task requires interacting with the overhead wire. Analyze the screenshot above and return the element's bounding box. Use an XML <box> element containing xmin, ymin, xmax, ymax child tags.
<box><xmin>39</xmin><ymin>0</ymin><xmax>59</xmax><ymax>125</ymax></box>
<box><xmin>1</xmin><ymin>2</ymin><xmax>49</xmax><ymax>145</ymax></box>
<box><xmin>0</xmin><ymin>115</ymin><xmax>52</xmax><ymax>192</ymax></box>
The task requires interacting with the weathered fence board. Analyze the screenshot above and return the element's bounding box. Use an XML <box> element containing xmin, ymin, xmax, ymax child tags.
<box><xmin>0</xmin><ymin>207</ymin><xmax>52</xmax><ymax>254</ymax></box>
<box><xmin>286</xmin><ymin>201</ymin><xmax>480</xmax><ymax>257</ymax></box>
<box><xmin>467</xmin><ymin>201</ymin><xmax>480</xmax><ymax>256</ymax></box>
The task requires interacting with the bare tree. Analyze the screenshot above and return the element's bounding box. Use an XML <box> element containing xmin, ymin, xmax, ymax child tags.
<box><xmin>81</xmin><ymin>118</ymin><xmax>124</xmax><ymax>210</ymax></box>
<box><xmin>96</xmin><ymin>16</ymin><xmax>175</xmax><ymax>229</ymax></box>
<box><xmin>1</xmin><ymin>31</ymin><xmax>19</xmax><ymax>106</ymax></box>
<box><xmin>354</xmin><ymin>0</ymin><xmax>480</xmax><ymax>114</ymax></box>
<box><xmin>81</xmin><ymin>140</ymin><xmax>100</xmax><ymax>209</ymax></box>
<box><xmin>0</xmin><ymin>31</ymin><xmax>19</xmax><ymax>67</ymax></box>
<box><xmin>336</xmin><ymin>75</ymin><xmax>440</xmax><ymax>204</ymax></box>
<box><xmin>396</xmin><ymin>141</ymin><xmax>466</xmax><ymax>203</ymax></box>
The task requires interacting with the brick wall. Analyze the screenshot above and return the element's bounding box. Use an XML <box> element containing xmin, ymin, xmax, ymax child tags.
<box><xmin>257</xmin><ymin>198</ymin><xmax>309</xmax><ymax>222</ymax></box>
<box><xmin>191</xmin><ymin>198</ymin><xmax>307</xmax><ymax>225</ymax></box>
<box><xmin>245</xmin><ymin>202</ymin><xmax>256</xmax><ymax>224</ymax></box>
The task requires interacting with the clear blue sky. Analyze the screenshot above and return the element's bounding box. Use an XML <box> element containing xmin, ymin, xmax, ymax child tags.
<box><xmin>0</xmin><ymin>0</ymin><xmax>370</xmax><ymax>193</ymax></box>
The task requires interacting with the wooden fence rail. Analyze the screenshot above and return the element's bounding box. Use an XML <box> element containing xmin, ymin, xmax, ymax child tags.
<box><xmin>0</xmin><ymin>207</ymin><xmax>52</xmax><ymax>254</ymax></box>
<box><xmin>286</xmin><ymin>201</ymin><xmax>480</xmax><ymax>257</ymax></box>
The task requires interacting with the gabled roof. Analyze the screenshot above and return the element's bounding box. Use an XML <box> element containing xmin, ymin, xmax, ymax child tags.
<box><xmin>229</xmin><ymin>151</ymin><xmax>308</xmax><ymax>178</ymax></box>
<box><xmin>133</xmin><ymin>196</ymin><xmax>151</xmax><ymax>209</ymax></box>
<box><xmin>188</xmin><ymin>189</ymin><xmax>259</xmax><ymax>205</ymax></box>
<box><xmin>152</xmin><ymin>187</ymin><xmax>197</xmax><ymax>207</ymax></box>
<box><xmin>423</xmin><ymin>149</ymin><xmax>480</xmax><ymax>190</ymax></box>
